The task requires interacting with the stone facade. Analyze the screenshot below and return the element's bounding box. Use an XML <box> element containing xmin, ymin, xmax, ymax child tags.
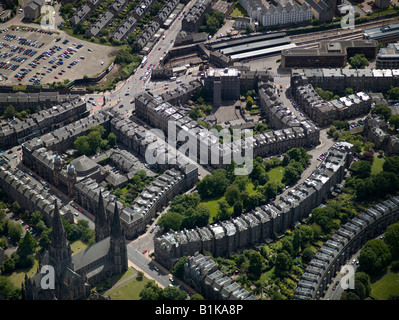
<box><xmin>291</xmin><ymin>68</ymin><xmax>399</xmax><ymax>95</ymax></box>
<box><xmin>291</xmin><ymin>83</ymin><xmax>372</xmax><ymax>127</ymax></box>
<box><xmin>182</xmin><ymin>0</ymin><xmax>213</xmax><ymax>33</ymax></box>
<box><xmin>0</xmin><ymin>164</ymin><xmax>73</xmax><ymax>225</ymax></box>
<box><xmin>184</xmin><ymin>253</ymin><xmax>257</xmax><ymax>300</ymax></box>
<box><xmin>154</xmin><ymin>142</ymin><xmax>354</xmax><ymax>269</ymax></box>
<box><xmin>363</xmin><ymin>114</ymin><xmax>399</xmax><ymax>155</ymax></box>
<box><xmin>22</xmin><ymin>198</ymin><xmax>128</xmax><ymax>300</ymax></box>
<box><xmin>0</xmin><ymin>98</ymin><xmax>88</xmax><ymax>150</ymax></box>
<box><xmin>134</xmin><ymin>90</ymin><xmax>320</xmax><ymax>171</ymax></box>
<box><xmin>74</xmin><ymin>166</ymin><xmax>197</xmax><ymax>239</ymax></box>
<box><xmin>294</xmin><ymin>196</ymin><xmax>399</xmax><ymax>300</ymax></box>
<box><xmin>239</xmin><ymin>0</ymin><xmax>313</xmax><ymax>27</ymax></box>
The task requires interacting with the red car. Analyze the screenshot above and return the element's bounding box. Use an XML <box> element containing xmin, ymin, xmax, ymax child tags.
<box><xmin>142</xmin><ymin>249</ymin><xmax>147</xmax><ymax>254</ymax></box>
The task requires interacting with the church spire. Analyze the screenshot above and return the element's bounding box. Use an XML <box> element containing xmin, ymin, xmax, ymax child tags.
<box><xmin>109</xmin><ymin>199</ymin><xmax>127</xmax><ymax>273</ymax></box>
<box><xmin>50</xmin><ymin>200</ymin><xmax>67</xmax><ymax>247</ymax></box>
<box><xmin>95</xmin><ymin>190</ymin><xmax>110</xmax><ymax>242</ymax></box>
<box><xmin>48</xmin><ymin>200</ymin><xmax>72</xmax><ymax>280</ymax></box>
<box><xmin>110</xmin><ymin>199</ymin><xmax>123</xmax><ymax>239</ymax></box>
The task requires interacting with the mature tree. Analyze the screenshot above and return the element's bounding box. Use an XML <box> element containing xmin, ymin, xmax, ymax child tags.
<box><xmin>282</xmin><ymin>148</ymin><xmax>311</xmax><ymax>167</ymax></box>
<box><xmin>248</xmin><ymin>251</ymin><xmax>263</xmax><ymax>279</ymax></box>
<box><xmin>274</xmin><ymin>250</ymin><xmax>293</xmax><ymax>277</ymax></box>
<box><xmin>224</xmin><ymin>184</ymin><xmax>241</xmax><ymax>206</ymax></box>
<box><xmin>189</xmin><ymin>107</ymin><xmax>203</xmax><ymax>120</ymax></box>
<box><xmin>7</xmin><ymin>221</ymin><xmax>22</xmax><ymax>243</ymax></box>
<box><xmin>107</xmin><ymin>133</ymin><xmax>117</xmax><ymax>147</ymax></box>
<box><xmin>216</xmin><ymin>199</ymin><xmax>230</xmax><ymax>221</ymax></box>
<box><xmin>263</xmin><ymin>180</ymin><xmax>280</xmax><ymax>201</ymax></box>
<box><xmin>29</xmin><ymin>211</ymin><xmax>43</xmax><ymax>226</ymax></box>
<box><xmin>190</xmin><ymin>294</ymin><xmax>204</xmax><ymax>300</ymax></box>
<box><xmin>234</xmin><ymin>175</ymin><xmax>249</xmax><ymax>192</ymax></box>
<box><xmin>383</xmin><ymin>155</ymin><xmax>399</xmax><ymax>173</ymax></box>
<box><xmin>0</xmin><ymin>277</ymin><xmax>20</xmax><ymax>300</ymax></box>
<box><xmin>351</xmin><ymin>160</ymin><xmax>372</xmax><ymax>179</ymax></box>
<box><xmin>87</xmin><ymin>130</ymin><xmax>103</xmax><ymax>153</ymax></box>
<box><xmin>384</xmin><ymin>222</ymin><xmax>399</xmax><ymax>259</ymax></box>
<box><xmin>158</xmin><ymin>211</ymin><xmax>184</xmax><ymax>232</ymax></box>
<box><xmin>39</xmin><ymin>228</ymin><xmax>52</xmax><ymax>251</ymax></box>
<box><xmin>283</xmin><ymin>160</ymin><xmax>303</xmax><ymax>185</ymax></box>
<box><xmin>74</xmin><ymin>136</ymin><xmax>91</xmax><ymax>156</ymax></box>
<box><xmin>139</xmin><ymin>280</ymin><xmax>162</xmax><ymax>300</ymax></box>
<box><xmin>349</xmin><ymin>54</ymin><xmax>369</xmax><ymax>69</ymax></box>
<box><xmin>172</xmin><ymin>256</ymin><xmax>188</xmax><ymax>280</ymax></box>
<box><xmin>16</xmin><ymin>232</ymin><xmax>36</xmax><ymax>268</ymax></box>
<box><xmin>370</xmin><ymin>104</ymin><xmax>392</xmax><ymax>121</ymax></box>
<box><xmin>160</xmin><ymin>286</ymin><xmax>187</xmax><ymax>300</ymax></box>
<box><xmin>233</xmin><ymin>201</ymin><xmax>243</xmax><ymax>217</ymax></box>
<box><xmin>309</xmin><ymin>206</ymin><xmax>339</xmax><ymax>233</ymax></box>
<box><xmin>281</xmin><ymin>239</ymin><xmax>294</xmax><ymax>257</ymax></box>
<box><xmin>358</xmin><ymin>239</ymin><xmax>391</xmax><ymax>275</ymax></box>
<box><xmin>298</xmin><ymin>225</ymin><xmax>314</xmax><ymax>247</ymax></box>
<box><xmin>193</xmin><ymin>204</ymin><xmax>211</xmax><ymax>227</ymax></box>
<box><xmin>11</xmin><ymin>201</ymin><xmax>21</xmax><ymax>214</ymax></box>
<box><xmin>241</xmin><ymin>191</ymin><xmax>260</xmax><ymax>212</ymax></box>
<box><xmin>60</xmin><ymin>3</ymin><xmax>74</xmax><ymax>17</ymax></box>
<box><xmin>17</xmin><ymin>232</ymin><xmax>36</xmax><ymax>259</ymax></box>
<box><xmin>341</xmin><ymin>291</ymin><xmax>360</xmax><ymax>300</ymax></box>
<box><xmin>355</xmin><ymin>272</ymin><xmax>371</xmax><ymax>297</ymax></box>
<box><xmin>301</xmin><ymin>247</ymin><xmax>314</xmax><ymax>263</ymax></box>
<box><xmin>246</xmin><ymin>96</ymin><xmax>254</xmax><ymax>109</ymax></box>
<box><xmin>196</xmin><ymin>169</ymin><xmax>229</xmax><ymax>199</ymax></box>
<box><xmin>3</xmin><ymin>105</ymin><xmax>16</xmax><ymax>118</ymax></box>
<box><xmin>316</xmin><ymin>88</ymin><xmax>334</xmax><ymax>101</ymax></box>
<box><xmin>387</xmin><ymin>86</ymin><xmax>399</xmax><ymax>100</ymax></box>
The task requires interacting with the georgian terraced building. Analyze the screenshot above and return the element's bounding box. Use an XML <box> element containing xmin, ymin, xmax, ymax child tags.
<box><xmin>154</xmin><ymin>142</ymin><xmax>354</xmax><ymax>269</ymax></box>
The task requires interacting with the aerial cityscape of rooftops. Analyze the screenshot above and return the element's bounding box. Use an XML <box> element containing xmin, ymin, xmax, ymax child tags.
<box><xmin>0</xmin><ymin>0</ymin><xmax>399</xmax><ymax>304</ymax></box>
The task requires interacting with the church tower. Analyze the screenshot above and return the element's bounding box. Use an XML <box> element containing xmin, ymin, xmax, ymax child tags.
<box><xmin>109</xmin><ymin>200</ymin><xmax>128</xmax><ymax>274</ymax></box>
<box><xmin>95</xmin><ymin>190</ymin><xmax>110</xmax><ymax>243</ymax></box>
<box><xmin>48</xmin><ymin>200</ymin><xmax>73</xmax><ymax>287</ymax></box>
<box><xmin>66</xmin><ymin>164</ymin><xmax>77</xmax><ymax>196</ymax></box>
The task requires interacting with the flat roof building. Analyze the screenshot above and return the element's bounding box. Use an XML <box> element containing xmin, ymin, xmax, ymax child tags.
<box><xmin>363</xmin><ymin>23</ymin><xmax>399</xmax><ymax>44</ymax></box>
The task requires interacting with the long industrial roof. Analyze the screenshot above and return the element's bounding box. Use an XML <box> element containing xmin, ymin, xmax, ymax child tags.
<box><xmin>363</xmin><ymin>23</ymin><xmax>399</xmax><ymax>40</ymax></box>
<box><xmin>230</xmin><ymin>43</ymin><xmax>297</xmax><ymax>60</ymax></box>
<box><xmin>210</xmin><ymin>32</ymin><xmax>287</xmax><ymax>50</ymax></box>
<box><xmin>221</xmin><ymin>37</ymin><xmax>292</xmax><ymax>56</ymax></box>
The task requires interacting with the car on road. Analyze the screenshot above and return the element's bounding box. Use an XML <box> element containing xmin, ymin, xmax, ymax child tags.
<box><xmin>142</xmin><ymin>249</ymin><xmax>147</xmax><ymax>254</ymax></box>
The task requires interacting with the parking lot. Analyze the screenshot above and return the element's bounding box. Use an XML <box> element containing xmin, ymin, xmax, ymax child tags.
<box><xmin>0</xmin><ymin>26</ymin><xmax>117</xmax><ymax>85</ymax></box>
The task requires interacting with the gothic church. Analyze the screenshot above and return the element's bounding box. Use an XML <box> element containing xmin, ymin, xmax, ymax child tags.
<box><xmin>22</xmin><ymin>191</ymin><xmax>128</xmax><ymax>300</ymax></box>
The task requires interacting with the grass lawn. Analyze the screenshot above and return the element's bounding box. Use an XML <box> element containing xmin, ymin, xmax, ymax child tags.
<box><xmin>70</xmin><ymin>240</ymin><xmax>88</xmax><ymax>254</ymax></box>
<box><xmin>259</xmin><ymin>267</ymin><xmax>275</xmax><ymax>285</ymax></box>
<box><xmin>230</xmin><ymin>1</ymin><xmax>248</xmax><ymax>17</ymax></box>
<box><xmin>5</xmin><ymin>259</ymin><xmax>39</xmax><ymax>289</ymax></box>
<box><xmin>105</xmin><ymin>274</ymin><xmax>152</xmax><ymax>300</ymax></box>
<box><xmin>268</xmin><ymin>166</ymin><xmax>285</xmax><ymax>183</ymax></box>
<box><xmin>371</xmin><ymin>155</ymin><xmax>385</xmax><ymax>175</ymax></box>
<box><xmin>201</xmin><ymin>196</ymin><xmax>234</xmax><ymax>222</ymax></box>
<box><xmin>370</xmin><ymin>271</ymin><xmax>399</xmax><ymax>300</ymax></box>
<box><xmin>200</xmin><ymin>166</ymin><xmax>285</xmax><ymax>222</ymax></box>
